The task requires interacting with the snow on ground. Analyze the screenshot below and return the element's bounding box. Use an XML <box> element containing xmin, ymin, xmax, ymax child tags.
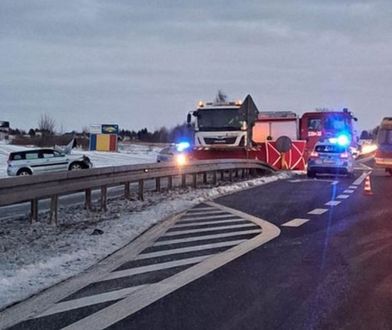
<box><xmin>0</xmin><ymin>142</ymin><xmax>162</xmax><ymax>178</ymax></box>
<box><xmin>0</xmin><ymin>172</ymin><xmax>291</xmax><ymax>311</ymax></box>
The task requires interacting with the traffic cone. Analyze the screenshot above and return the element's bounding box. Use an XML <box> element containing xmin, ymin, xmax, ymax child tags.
<box><xmin>363</xmin><ymin>175</ymin><xmax>373</xmax><ymax>195</ymax></box>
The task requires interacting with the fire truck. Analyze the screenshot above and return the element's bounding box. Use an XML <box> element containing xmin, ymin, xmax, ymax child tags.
<box><xmin>375</xmin><ymin>117</ymin><xmax>392</xmax><ymax>175</ymax></box>
<box><xmin>185</xmin><ymin>97</ymin><xmax>358</xmax><ymax>170</ymax></box>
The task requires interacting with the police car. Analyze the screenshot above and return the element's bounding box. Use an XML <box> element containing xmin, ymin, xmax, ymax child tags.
<box><xmin>307</xmin><ymin>136</ymin><xmax>354</xmax><ymax>177</ymax></box>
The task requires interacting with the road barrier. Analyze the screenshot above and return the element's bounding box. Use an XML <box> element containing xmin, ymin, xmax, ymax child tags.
<box><xmin>0</xmin><ymin>159</ymin><xmax>275</xmax><ymax>224</ymax></box>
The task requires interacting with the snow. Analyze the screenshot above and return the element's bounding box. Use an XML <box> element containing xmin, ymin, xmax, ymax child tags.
<box><xmin>0</xmin><ymin>142</ymin><xmax>162</xmax><ymax>178</ymax></box>
<box><xmin>0</xmin><ymin>172</ymin><xmax>291</xmax><ymax>311</ymax></box>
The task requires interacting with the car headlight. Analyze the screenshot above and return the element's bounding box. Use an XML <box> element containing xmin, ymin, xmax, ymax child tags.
<box><xmin>175</xmin><ymin>154</ymin><xmax>187</xmax><ymax>166</ymax></box>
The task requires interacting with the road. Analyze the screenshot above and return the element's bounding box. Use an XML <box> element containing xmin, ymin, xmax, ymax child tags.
<box><xmin>2</xmin><ymin>164</ymin><xmax>392</xmax><ymax>330</ymax></box>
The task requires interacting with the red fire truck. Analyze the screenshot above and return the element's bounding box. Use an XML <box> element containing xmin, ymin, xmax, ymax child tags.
<box><xmin>375</xmin><ymin>117</ymin><xmax>392</xmax><ymax>175</ymax></box>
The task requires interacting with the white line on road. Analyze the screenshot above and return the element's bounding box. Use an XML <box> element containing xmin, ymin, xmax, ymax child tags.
<box><xmin>337</xmin><ymin>194</ymin><xmax>350</xmax><ymax>199</ymax></box>
<box><xmin>172</xmin><ymin>218</ymin><xmax>245</xmax><ymax>228</ymax></box>
<box><xmin>344</xmin><ymin>190</ymin><xmax>354</xmax><ymax>194</ymax></box>
<box><xmin>99</xmin><ymin>255</ymin><xmax>213</xmax><ymax>282</ymax></box>
<box><xmin>136</xmin><ymin>239</ymin><xmax>246</xmax><ymax>260</ymax></box>
<box><xmin>331</xmin><ymin>180</ymin><xmax>339</xmax><ymax>185</ymax></box>
<box><xmin>325</xmin><ymin>200</ymin><xmax>341</xmax><ymax>206</ymax></box>
<box><xmin>353</xmin><ymin>171</ymin><xmax>371</xmax><ymax>185</ymax></box>
<box><xmin>60</xmin><ymin>202</ymin><xmax>281</xmax><ymax>330</ymax></box>
<box><xmin>154</xmin><ymin>229</ymin><xmax>262</xmax><ymax>246</ymax></box>
<box><xmin>308</xmin><ymin>208</ymin><xmax>328</xmax><ymax>215</ymax></box>
<box><xmin>38</xmin><ymin>285</ymin><xmax>147</xmax><ymax>318</ymax></box>
<box><xmin>182</xmin><ymin>210</ymin><xmax>227</xmax><ymax>217</ymax></box>
<box><xmin>349</xmin><ymin>185</ymin><xmax>358</xmax><ymax>189</ymax></box>
<box><xmin>281</xmin><ymin>218</ymin><xmax>309</xmax><ymax>227</ymax></box>
<box><xmin>178</xmin><ymin>214</ymin><xmax>239</xmax><ymax>222</ymax></box>
<box><xmin>163</xmin><ymin>223</ymin><xmax>257</xmax><ymax>237</ymax></box>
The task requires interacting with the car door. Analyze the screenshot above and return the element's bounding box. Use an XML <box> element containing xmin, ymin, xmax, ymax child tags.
<box><xmin>40</xmin><ymin>150</ymin><xmax>68</xmax><ymax>172</ymax></box>
<box><xmin>24</xmin><ymin>151</ymin><xmax>43</xmax><ymax>174</ymax></box>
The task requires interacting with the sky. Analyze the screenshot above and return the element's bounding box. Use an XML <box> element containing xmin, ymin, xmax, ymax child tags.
<box><xmin>1</xmin><ymin>0</ymin><xmax>391</xmax><ymax>132</ymax></box>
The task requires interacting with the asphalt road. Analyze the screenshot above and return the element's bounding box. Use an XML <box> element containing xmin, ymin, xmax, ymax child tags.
<box><xmin>3</xmin><ymin>164</ymin><xmax>392</xmax><ymax>330</ymax></box>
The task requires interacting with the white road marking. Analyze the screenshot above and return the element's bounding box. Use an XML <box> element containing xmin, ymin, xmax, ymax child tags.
<box><xmin>337</xmin><ymin>194</ymin><xmax>350</xmax><ymax>199</ymax></box>
<box><xmin>136</xmin><ymin>239</ymin><xmax>246</xmax><ymax>260</ymax></box>
<box><xmin>353</xmin><ymin>171</ymin><xmax>371</xmax><ymax>185</ymax></box>
<box><xmin>100</xmin><ymin>255</ymin><xmax>213</xmax><ymax>282</ymax></box>
<box><xmin>61</xmin><ymin>202</ymin><xmax>281</xmax><ymax>330</ymax></box>
<box><xmin>344</xmin><ymin>189</ymin><xmax>354</xmax><ymax>194</ymax></box>
<box><xmin>281</xmin><ymin>218</ymin><xmax>309</xmax><ymax>227</ymax></box>
<box><xmin>182</xmin><ymin>210</ymin><xmax>227</xmax><ymax>217</ymax></box>
<box><xmin>349</xmin><ymin>185</ymin><xmax>358</xmax><ymax>189</ymax></box>
<box><xmin>163</xmin><ymin>223</ymin><xmax>257</xmax><ymax>237</ymax></box>
<box><xmin>325</xmin><ymin>200</ymin><xmax>341</xmax><ymax>206</ymax></box>
<box><xmin>186</xmin><ymin>207</ymin><xmax>215</xmax><ymax>212</ymax></box>
<box><xmin>308</xmin><ymin>208</ymin><xmax>328</xmax><ymax>215</ymax></box>
<box><xmin>172</xmin><ymin>218</ymin><xmax>244</xmax><ymax>228</ymax></box>
<box><xmin>178</xmin><ymin>214</ymin><xmax>239</xmax><ymax>222</ymax></box>
<box><xmin>38</xmin><ymin>285</ymin><xmax>147</xmax><ymax>318</ymax></box>
<box><xmin>154</xmin><ymin>229</ymin><xmax>262</xmax><ymax>246</ymax></box>
<box><xmin>331</xmin><ymin>180</ymin><xmax>339</xmax><ymax>185</ymax></box>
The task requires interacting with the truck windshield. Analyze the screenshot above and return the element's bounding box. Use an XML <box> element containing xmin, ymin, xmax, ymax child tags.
<box><xmin>324</xmin><ymin>116</ymin><xmax>349</xmax><ymax>131</ymax></box>
<box><xmin>378</xmin><ymin>129</ymin><xmax>392</xmax><ymax>145</ymax></box>
<box><xmin>197</xmin><ymin>109</ymin><xmax>242</xmax><ymax>131</ymax></box>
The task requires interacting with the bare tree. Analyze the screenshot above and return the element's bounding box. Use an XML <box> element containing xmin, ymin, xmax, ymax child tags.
<box><xmin>215</xmin><ymin>90</ymin><xmax>228</xmax><ymax>103</ymax></box>
<box><xmin>38</xmin><ymin>113</ymin><xmax>56</xmax><ymax>135</ymax></box>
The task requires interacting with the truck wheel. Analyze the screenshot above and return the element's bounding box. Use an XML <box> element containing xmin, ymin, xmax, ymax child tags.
<box><xmin>388</xmin><ymin>169</ymin><xmax>392</xmax><ymax>176</ymax></box>
<box><xmin>307</xmin><ymin>170</ymin><xmax>316</xmax><ymax>178</ymax></box>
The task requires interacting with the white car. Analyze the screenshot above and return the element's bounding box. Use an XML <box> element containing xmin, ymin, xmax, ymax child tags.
<box><xmin>7</xmin><ymin>148</ymin><xmax>93</xmax><ymax>176</ymax></box>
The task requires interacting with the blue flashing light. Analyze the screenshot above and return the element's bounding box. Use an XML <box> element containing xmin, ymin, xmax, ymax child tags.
<box><xmin>337</xmin><ymin>134</ymin><xmax>350</xmax><ymax>146</ymax></box>
<box><xmin>176</xmin><ymin>141</ymin><xmax>191</xmax><ymax>152</ymax></box>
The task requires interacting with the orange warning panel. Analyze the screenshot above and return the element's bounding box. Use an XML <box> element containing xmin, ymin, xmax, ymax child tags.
<box><xmin>96</xmin><ymin>134</ymin><xmax>110</xmax><ymax>151</ymax></box>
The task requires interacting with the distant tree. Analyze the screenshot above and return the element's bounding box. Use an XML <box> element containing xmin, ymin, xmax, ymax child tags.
<box><xmin>38</xmin><ymin>113</ymin><xmax>56</xmax><ymax>135</ymax></box>
<box><xmin>215</xmin><ymin>90</ymin><xmax>228</xmax><ymax>103</ymax></box>
<box><xmin>28</xmin><ymin>128</ymin><xmax>36</xmax><ymax>137</ymax></box>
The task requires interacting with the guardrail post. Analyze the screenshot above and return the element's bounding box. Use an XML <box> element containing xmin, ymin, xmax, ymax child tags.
<box><xmin>30</xmin><ymin>199</ymin><xmax>38</xmax><ymax>223</ymax></box>
<box><xmin>181</xmin><ymin>174</ymin><xmax>186</xmax><ymax>188</ymax></box>
<box><xmin>168</xmin><ymin>176</ymin><xmax>173</xmax><ymax>190</ymax></box>
<box><xmin>156</xmin><ymin>178</ymin><xmax>161</xmax><ymax>192</ymax></box>
<box><xmin>124</xmin><ymin>182</ymin><xmax>130</xmax><ymax>199</ymax></box>
<box><xmin>235</xmin><ymin>169</ymin><xmax>239</xmax><ymax>178</ymax></box>
<box><xmin>101</xmin><ymin>186</ymin><xmax>108</xmax><ymax>211</ymax></box>
<box><xmin>203</xmin><ymin>173</ymin><xmax>207</xmax><ymax>184</ymax></box>
<box><xmin>49</xmin><ymin>195</ymin><xmax>58</xmax><ymax>225</ymax></box>
<box><xmin>220</xmin><ymin>171</ymin><xmax>224</xmax><ymax>181</ymax></box>
<box><xmin>192</xmin><ymin>173</ymin><xmax>197</xmax><ymax>188</ymax></box>
<box><xmin>212</xmin><ymin>171</ymin><xmax>217</xmax><ymax>185</ymax></box>
<box><xmin>138</xmin><ymin>179</ymin><xmax>144</xmax><ymax>201</ymax></box>
<box><xmin>85</xmin><ymin>189</ymin><xmax>92</xmax><ymax>210</ymax></box>
<box><xmin>229</xmin><ymin>169</ymin><xmax>233</xmax><ymax>182</ymax></box>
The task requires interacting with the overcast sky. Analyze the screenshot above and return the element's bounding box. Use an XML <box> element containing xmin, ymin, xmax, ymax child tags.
<box><xmin>1</xmin><ymin>0</ymin><xmax>391</xmax><ymax>132</ymax></box>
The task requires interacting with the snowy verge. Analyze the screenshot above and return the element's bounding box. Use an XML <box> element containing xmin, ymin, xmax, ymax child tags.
<box><xmin>0</xmin><ymin>172</ymin><xmax>291</xmax><ymax>311</ymax></box>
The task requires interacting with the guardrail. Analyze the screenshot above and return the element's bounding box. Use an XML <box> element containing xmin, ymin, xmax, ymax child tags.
<box><xmin>0</xmin><ymin>159</ymin><xmax>275</xmax><ymax>224</ymax></box>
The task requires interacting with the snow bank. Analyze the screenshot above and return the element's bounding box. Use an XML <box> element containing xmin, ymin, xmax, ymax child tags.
<box><xmin>0</xmin><ymin>172</ymin><xmax>290</xmax><ymax>310</ymax></box>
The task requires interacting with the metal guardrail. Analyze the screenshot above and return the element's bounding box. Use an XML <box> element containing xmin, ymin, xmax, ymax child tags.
<box><xmin>0</xmin><ymin>159</ymin><xmax>275</xmax><ymax>224</ymax></box>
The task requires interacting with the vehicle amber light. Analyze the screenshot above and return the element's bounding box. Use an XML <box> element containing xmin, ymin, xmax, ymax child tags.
<box><xmin>175</xmin><ymin>154</ymin><xmax>187</xmax><ymax>166</ymax></box>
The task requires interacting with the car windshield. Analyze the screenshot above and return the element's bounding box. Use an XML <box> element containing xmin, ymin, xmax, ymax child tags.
<box><xmin>197</xmin><ymin>109</ymin><xmax>242</xmax><ymax>131</ymax></box>
<box><xmin>315</xmin><ymin>144</ymin><xmax>346</xmax><ymax>153</ymax></box>
<box><xmin>324</xmin><ymin>115</ymin><xmax>349</xmax><ymax>131</ymax></box>
<box><xmin>378</xmin><ymin>129</ymin><xmax>392</xmax><ymax>145</ymax></box>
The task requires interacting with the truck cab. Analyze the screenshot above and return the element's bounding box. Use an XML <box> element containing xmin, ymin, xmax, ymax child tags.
<box><xmin>375</xmin><ymin>117</ymin><xmax>392</xmax><ymax>175</ymax></box>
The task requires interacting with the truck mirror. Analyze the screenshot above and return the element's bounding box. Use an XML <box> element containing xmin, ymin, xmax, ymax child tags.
<box><xmin>187</xmin><ymin>113</ymin><xmax>192</xmax><ymax>124</ymax></box>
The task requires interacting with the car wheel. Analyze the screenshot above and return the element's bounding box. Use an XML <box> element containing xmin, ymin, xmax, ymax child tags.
<box><xmin>307</xmin><ymin>170</ymin><xmax>316</xmax><ymax>178</ymax></box>
<box><xmin>17</xmin><ymin>169</ymin><xmax>32</xmax><ymax>176</ymax></box>
<box><xmin>69</xmin><ymin>162</ymin><xmax>83</xmax><ymax>171</ymax></box>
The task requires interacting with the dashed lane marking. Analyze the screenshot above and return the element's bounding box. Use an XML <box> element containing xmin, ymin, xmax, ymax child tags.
<box><xmin>153</xmin><ymin>229</ymin><xmax>262</xmax><ymax>246</ymax></box>
<box><xmin>344</xmin><ymin>189</ymin><xmax>354</xmax><ymax>194</ymax></box>
<box><xmin>325</xmin><ymin>200</ymin><xmax>341</xmax><ymax>206</ymax></box>
<box><xmin>349</xmin><ymin>185</ymin><xmax>358</xmax><ymax>189</ymax></box>
<box><xmin>281</xmin><ymin>218</ymin><xmax>310</xmax><ymax>227</ymax></box>
<box><xmin>353</xmin><ymin>171</ymin><xmax>371</xmax><ymax>185</ymax></box>
<box><xmin>337</xmin><ymin>194</ymin><xmax>350</xmax><ymax>199</ymax></box>
<box><xmin>308</xmin><ymin>208</ymin><xmax>328</xmax><ymax>215</ymax></box>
